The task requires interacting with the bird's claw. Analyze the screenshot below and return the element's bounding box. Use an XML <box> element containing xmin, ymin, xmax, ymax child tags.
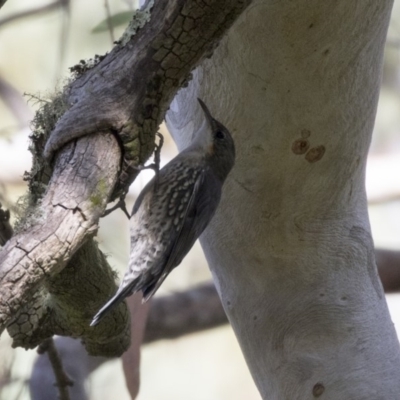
<box><xmin>102</xmin><ymin>194</ymin><xmax>130</xmax><ymax>219</ymax></box>
<box><xmin>102</xmin><ymin>133</ymin><xmax>164</xmax><ymax>218</ymax></box>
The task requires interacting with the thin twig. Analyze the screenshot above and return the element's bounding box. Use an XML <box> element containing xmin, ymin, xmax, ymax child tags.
<box><xmin>0</xmin><ymin>1</ymin><xmax>62</xmax><ymax>28</ymax></box>
<box><xmin>104</xmin><ymin>0</ymin><xmax>115</xmax><ymax>44</ymax></box>
<box><xmin>23</xmin><ymin>92</ymin><xmax>50</xmax><ymax>105</ymax></box>
<box><xmin>37</xmin><ymin>338</ymin><xmax>73</xmax><ymax>400</ymax></box>
<box><xmin>0</xmin><ymin>76</ymin><xmax>33</xmax><ymax>127</ymax></box>
<box><xmin>56</xmin><ymin>0</ymin><xmax>71</xmax><ymax>79</ymax></box>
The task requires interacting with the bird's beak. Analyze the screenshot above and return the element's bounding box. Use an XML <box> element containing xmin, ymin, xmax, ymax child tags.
<box><xmin>198</xmin><ymin>98</ymin><xmax>216</xmax><ymax>130</ymax></box>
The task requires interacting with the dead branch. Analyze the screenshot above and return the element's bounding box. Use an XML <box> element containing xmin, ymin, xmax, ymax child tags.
<box><xmin>0</xmin><ymin>0</ymin><xmax>252</xmax><ymax>357</ymax></box>
<box><xmin>3</xmin><ymin>134</ymin><xmax>130</xmax><ymax>356</ymax></box>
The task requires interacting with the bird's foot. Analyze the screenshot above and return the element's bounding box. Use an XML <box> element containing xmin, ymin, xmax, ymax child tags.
<box><xmin>102</xmin><ymin>194</ymin><xmax>130</xmax><ymax>219</ymax></box>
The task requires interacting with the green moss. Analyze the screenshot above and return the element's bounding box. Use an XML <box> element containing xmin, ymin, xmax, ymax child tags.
<box><xmin>90</xmin><ymin>178</ymin><xmax>108</xmax><ymax>208</ymax></box>
<box><xmin>25</xmin><ymin>91</ymin><xmax>70</xmax><ymax>205</ymax></box>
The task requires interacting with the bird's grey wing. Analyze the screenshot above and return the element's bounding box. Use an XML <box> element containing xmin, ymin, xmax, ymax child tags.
<box><xmin>142</xmin><ymin>167</ymin><xmax>221</xmax><ymax>300</ymax></box>
<box><xmin>131</xmin><ymin>153</ymin><xmax>194</xmax><ymax>216</ymax></box>
<box><xmin>91</xmin><ymin>162</ymin><xmax>215</xmax><ymax>324</ymax></box>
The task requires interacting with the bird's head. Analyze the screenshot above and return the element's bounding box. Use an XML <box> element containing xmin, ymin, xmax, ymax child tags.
<box><xmin>196</xmin><ymin>98</ymin><xmax>235</xmax><ymax>182</ymax></box>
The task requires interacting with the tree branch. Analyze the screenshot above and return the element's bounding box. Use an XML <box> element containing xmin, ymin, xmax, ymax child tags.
<box><xmin>0</xmin><ymin>0</ymin><xmax>252</xmax><ymax>356</ymax></box>
<box><xmin>37</xmin><ymin>338</ymin><xmax>73</xmax><ymax>400</ymax></box>
<box><xmin>2</xmin><ymin>134</ymin><xmax>130</xmax><ymax>356</ymax></box>
<box><xmin>145</xmin><ymin>281</ymin><xmax>228</xmax><ymax>342</ymax></box>
<box><xmin>44</xmin><ymin>0</ymin><xmax>253</xmax><ymax>199</ymax></box>
<box><xmin>376</xmin><ymin>248</ymin><xmax>400</xmax><ymax>292</ymax></box>
<box><xmin>103</xmin><ymin>0</ymin><xmax>115</xmax><ymax>44</ymax></box>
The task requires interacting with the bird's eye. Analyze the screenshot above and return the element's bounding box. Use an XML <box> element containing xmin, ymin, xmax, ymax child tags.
<box><xmin>215</xmin><ymin>131</ymin><xmax>225</xmax><ymax>140</ymax></box>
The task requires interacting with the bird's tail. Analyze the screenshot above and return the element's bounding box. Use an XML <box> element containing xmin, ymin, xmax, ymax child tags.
<box><xmin>90</xmin><ymin>284</ymin><xmax>133</xmax><ymax>327</ymax></box>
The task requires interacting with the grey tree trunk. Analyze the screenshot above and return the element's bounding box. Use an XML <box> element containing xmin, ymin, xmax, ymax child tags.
<box><xmin>167</xmin><ymin>0</ymin><xmax>400</xmax><ymax>398</ymax></box>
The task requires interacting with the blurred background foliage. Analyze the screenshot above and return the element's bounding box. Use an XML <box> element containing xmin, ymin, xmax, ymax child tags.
<box><xmin>0</xmin><ymin>0</ymin><xmax>400</xmax><ymax>399</ymax></box>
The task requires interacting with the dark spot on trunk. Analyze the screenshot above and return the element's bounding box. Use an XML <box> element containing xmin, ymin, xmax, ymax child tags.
<box><xmin>292</xmin><ymin>139</ymin><xmax>310</xmax><ymax>155</ymax></box>
<box><xmin>313</xmin><ymin>382</ymin><xmax>325</xmax><ymax>397</ymax></box>
<box><xmin>305</xmin><ymin>145</ymin><xmax>325</xmax><ymax>163</ymax></box>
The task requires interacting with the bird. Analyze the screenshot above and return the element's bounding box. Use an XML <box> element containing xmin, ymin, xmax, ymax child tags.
<box><xmin>90</xmin><ymin>99</ymin><xmax>235</xmax><ymax>326</ymax></box>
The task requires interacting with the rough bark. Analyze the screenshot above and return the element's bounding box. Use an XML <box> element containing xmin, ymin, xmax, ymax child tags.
<box><xmin>2</xmin><ymin>134</ymin><xmax>131</xmax><ymax>356</ymax></box>
<box><xmin>0</xmin><ymin>0</ymin><xmax>252</xmax><ymax>356</ymax></box>
<box><xmin>167</xmin><ymin>1</ymin><xmax>400</xmax><ymax>398</ymax></box>
<box><xmin>44</xmin><ymin>0</ymin><xmax>253</xmax><ymax>199</ymax></box>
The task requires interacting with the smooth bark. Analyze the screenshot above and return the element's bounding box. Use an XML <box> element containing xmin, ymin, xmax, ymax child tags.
<box><xmin>167</xmin><ymin>1</ymin><xmax>400</xmax><ymax>398</ymax></box>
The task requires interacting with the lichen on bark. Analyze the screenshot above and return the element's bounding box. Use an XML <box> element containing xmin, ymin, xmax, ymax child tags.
<box><xmin>0</xmin><ymin>0</ymin><xmax>253</xmax><ymax>357</ymax></box>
